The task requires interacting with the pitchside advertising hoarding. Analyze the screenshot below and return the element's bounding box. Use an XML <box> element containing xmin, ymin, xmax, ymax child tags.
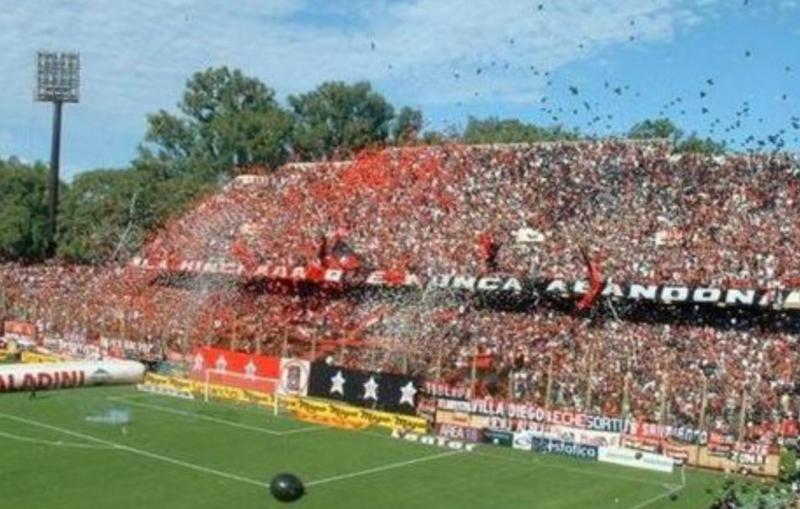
<box><xmin>596</xmin><ymin>446</ymin><xmax>675</xmax><ymax>473</ymax></box>
<box><xmin>0</xmin><ymin>360</ymin><xmax>145</xmax><ymax>392</ymax></box>
<box><xmin>511</xmin><ymin>432</ymin><xmax>599</xmax><ymax>461</ymax></box>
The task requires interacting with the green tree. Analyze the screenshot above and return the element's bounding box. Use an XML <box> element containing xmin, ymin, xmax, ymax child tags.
<box><xmin>421</xmin><ymin>130</ymin><xmax>449</xmax><ymax>145</ymax></box>
<box><xmin>138</xmin><ymin>66</ymin><xmax>294</xmax><ymax>178</ymax></box>
<box><xmin>392</xmin><ymin>106</ymin><xmax>423</xmax><ymax>143</ymax></box>
<box><xmin>628</xmin><ymin>118</ymin><xmax>683</xmax><ymax>141</ymax></box>
<box><xmin>288</xmin><ymin>81</ymin><xmax>395</xmax><ymax>160</ymax></box>
<box><xmin>0</xmin><ymin>159</ymin><xmax>51</xmax><ymax>261</ymax></box>
<box><xmin>58</xmin><ymin>168</ymin><xmax>210</xmax><ymax>263</ymax></box>
<box><xmin>629</xmin><ymin>118</ymin><xmax>726</xmax><ymax>154</ymax></box>
<box><xmin>676</xmin><ymin>134</ymin><xmax>726</xmax><ymax>155</ymax></box>
<box><xmin>462</xmin><ymin>116</ymin><xmax>578</xmax><ymax>144</ymax></box>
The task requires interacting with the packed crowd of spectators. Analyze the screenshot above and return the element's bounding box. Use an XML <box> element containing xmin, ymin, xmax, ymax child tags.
<box><xmin>1</xmin><ymin>140</ymin><xmax>799</xmax><ymax>440</ymax></box>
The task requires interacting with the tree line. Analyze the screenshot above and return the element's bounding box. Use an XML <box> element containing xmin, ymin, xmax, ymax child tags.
<box><xmin>0</xmin><ymin>66</ymin><xmax>725</xmax><ymax>264</ymax></box>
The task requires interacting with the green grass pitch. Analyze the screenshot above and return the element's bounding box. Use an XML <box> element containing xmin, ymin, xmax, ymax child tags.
<box><xmin>0</xmin><ymin>386</ymin><xmax>729</xmax><ymax>508</ymax></box>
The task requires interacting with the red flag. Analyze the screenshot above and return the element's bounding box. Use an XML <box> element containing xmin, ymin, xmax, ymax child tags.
<box><xmin>306</xmin><ymin>262</ymin><xmax>326</xmax><ymax>283</ymax></box>
<box><xmin>577</xmin><ymin>249</ymin><xmax>603</xmax><ymax>310</ymax></box>
<box><xmin>384</xmin><ymin>267</ymin><xmax>406</xmax><ymax>286</ymax></box>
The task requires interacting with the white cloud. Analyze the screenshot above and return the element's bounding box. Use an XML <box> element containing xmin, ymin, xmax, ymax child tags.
<box><xmin>0</xmin><ymin>0</ymin><xmax>712</xmax><ymax>172</ymax></box>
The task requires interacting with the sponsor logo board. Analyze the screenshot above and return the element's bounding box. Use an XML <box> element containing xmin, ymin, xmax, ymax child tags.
<box><xmin>597</xmin><ymin>447</ymin><xmax>674</xmax><ymax>473</ymax></box>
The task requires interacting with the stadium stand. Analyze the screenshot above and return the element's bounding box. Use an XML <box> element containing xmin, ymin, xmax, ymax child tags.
<box><xmin>2</xmin><ymin>140</ymin><xmax>799</xmax><ymax>443</ymax></box>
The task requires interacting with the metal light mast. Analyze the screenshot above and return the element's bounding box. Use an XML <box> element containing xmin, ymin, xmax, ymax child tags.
<box><xmin>35</xmin><ymin>51</ymin><xmax>80</xmax><ymax>258</ymax></box>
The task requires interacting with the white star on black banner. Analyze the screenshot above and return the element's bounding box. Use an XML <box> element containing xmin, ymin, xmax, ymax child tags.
<box><xmin>307</xmin><ymin>361</ymin><xmax>420</xmax><ymax>415</ymax></box>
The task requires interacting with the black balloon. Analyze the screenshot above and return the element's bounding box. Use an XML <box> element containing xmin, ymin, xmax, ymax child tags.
<box><xmin>270</xmin><ymin>473</ymin><xmax>305</xmax><ymax>503</ymax></box>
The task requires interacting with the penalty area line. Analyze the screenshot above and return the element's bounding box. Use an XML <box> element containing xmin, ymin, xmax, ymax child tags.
<box><xmin>0</xmin><ymin>412</ymin><xmax>269</xmax><ymax>489</ymax></box>
<box><xmin>110</xmin><ymin>395</ymin><xmax>322</xmax><ymax>436</ymax></box>
<box><xmin>306</xmin><ymin>450</ymin><xmax>462</xmax><ymax>487</ymax></box>
<box><xmin>627</xmin><ymin>466</ymin><xmax>686</xmax><ymax>509</ymax></box>
<box><xmin>0</xmin><ymin>429</ymin><xmax>113</xmax><ymax>450</ymax></box>
<box><xmin>107</xmin><ymin>396</ymin><xmax>285</xmax><ymax>435</ymax></box>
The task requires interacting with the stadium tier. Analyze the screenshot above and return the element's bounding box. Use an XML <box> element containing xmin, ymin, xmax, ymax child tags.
<box><xmin>1</xmin><ymin>141</ymin><xmax>799</xmax><ymax>442</ymax></box>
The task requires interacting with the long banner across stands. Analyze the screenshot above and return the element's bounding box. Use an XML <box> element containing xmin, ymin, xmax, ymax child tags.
<box><xmin>437</xmin><ymin>397</ymin><xmax>710</xmax><ymax>445</ymax></box>
<box><xmin>129</xmin><ymin>257</ymin><xmax>800</xmax><ymax>311</ymax></box>
<box><xmin>438</xmin><ymin>398</ymin><xmax>626</xmax><ymax>433</ymax></box>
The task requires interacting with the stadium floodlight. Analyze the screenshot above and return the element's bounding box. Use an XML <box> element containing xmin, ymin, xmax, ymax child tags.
<box><xmin>35</xmin><ymin>51</ymin><xmax>80</xmax><ymax>257</ymax></box>
<box><xmin>35</xmin><ymin>51</ymin><xmax>80</xmax><ymax>103</ymax></box>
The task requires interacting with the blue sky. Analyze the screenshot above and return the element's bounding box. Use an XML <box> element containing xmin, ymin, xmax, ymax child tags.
<box><xmin>0</xmin><ymin>0</ymin><xmax>798</xmax><ymax>179</ymax></box>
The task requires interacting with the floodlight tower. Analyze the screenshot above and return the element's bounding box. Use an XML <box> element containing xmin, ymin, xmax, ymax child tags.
<box><xmin>35</xmin><ymin>51</ymin><xmax>80</xmax><ymax>258</ymax></box>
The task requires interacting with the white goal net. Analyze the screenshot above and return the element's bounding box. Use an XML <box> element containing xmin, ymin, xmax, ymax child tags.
<box><xmin>202</xmin><ymin>369</ymin><xmax>279</xmax><ymax>416</ymax></box>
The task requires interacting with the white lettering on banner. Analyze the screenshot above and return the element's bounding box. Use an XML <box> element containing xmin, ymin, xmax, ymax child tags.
<box><xmin>732</xmin><ymin>452</ymin><xmax>766</xmax><ymax>466</ymax></box>
<box><xmin>572</xmin><ymin>280</ymin><xmax>589</xmax><ymax>295</ymax></box>
<box><xmin>501</xmin><ymin>278</ymin><xmax>522</xmax><ymax>292</ymax></box>
<box><xmin>629</xmin><ymin>284</ymin><xmax>658</xmax><ymax>301</ymax></box>
<box><xmin>128</xmin><ymin>257</ymin><xmax>799</xmax><ymax>310</ymax></box>
<box><xmin>403</xmin><ymin>273</ymin><xmax>422</xmax><ymax>288</ymax></box>
<box><xmin>785</xmin><ymin>290</ymin><xmax>800</xmax><ymax>310</ymax></box>
<box><xmin>693</xmin><ymin>288</ymin><xmax>721</xmax><ymax>303</ymax></box>
<box><xmin>630</xmin><ymin>421</ymin><xmax>707</xmax><ymax>444</ymax></box>
<box><xmin>452</xmin><ymin>276</ymin><xmax>476</xmax><ymax>291</ymax></box>
<box><xmin>0</xmin><ymin>361</ymin><xmax>144</xmax><ymax>393</ymax></box>
<box><xmin>427</xmin><ymin>275</ymin><xmax>452</xmax><ymax>289</ymax></box>
<box><xmin>477</xmin><ymin>277</ymin><xmax>502</xmax><ymax>291</ymax></box>
<box><xmin>437</xmin><ymin>399</ymin><xmax>471</xmax><ymax>412</ymax></box>
<box><xmin>601</xmin><ymin>282</ymin><xmax>625</xmax><ymax>298</ymax></box>
<box><xmin>425</xmin><ymin>384</ymin><xmax>471</xmax><ymax>400</ymax></box>
<box><xmin>462</xmin><ymin>399</ymin><xmax>626</xmax><ymax>433</ymax></box>
<box><xmin>390</xmin><ymin>429</ymin><xmax>476</xmax><ymax>452</ymax></box>
<box><xmin>725</xmin><ymin>289</ymin><xmax>756</xmax><ymax>306</ymax></box>
<box><xmin>366</xmin><ymin>271</ymin><xmax>385</xmax><ymax>285</ymax></box>
<box><xmin>545</xmin><ymin>280</ymin><xmax>569</xmax><ymax>295</ymax></box>
<box><xmin>661</xmin><ymin>286</ymin><xmax>689</xmax><ymax>304</ymax></box>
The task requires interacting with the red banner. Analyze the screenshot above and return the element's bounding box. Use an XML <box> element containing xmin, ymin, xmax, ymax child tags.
<box><xmin>3</xmin><ymin>320</ymin><xmax>37</xmax><ymax>340</ymax></box>
<box><xmin>190</xmin><ymin>347</ymin><xmax>280</xmax><ymax>380</ymax></box>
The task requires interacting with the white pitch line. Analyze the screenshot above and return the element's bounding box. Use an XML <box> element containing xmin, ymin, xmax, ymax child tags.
<box><xmin>0</xmin><ymin>429</ymin><xmax>112</xmax><ymax>450</ymax></box>
<box><xmin>110</xmin><ymin>396</ymin><xmax>322</xmax><ymax>436</ymax></box>
<box><xmin>279</xmin><ymin>426</ymin><xmax>325</xmax><ymax>435</ymax></box>
<box><xmin>0</xmin><ymin>412</ymin><xmax>269</xmax><ymax>489</ymax></box>
<box><xmin>627</xmin><ymin>485</ymin><xmax>683</xmax><ymax>509</ymax></box>
<box><xmin>306</xmin><ymin>450</ymin><xmax>462</xmax><ymax>487</ymax></box>
<box><xmin>627</xmin><ymin>466</ymin><xmax>686</xmax><ymax>509</ymax></box>
<box><xmin>107</xmin><ymin>396</ymin><xmax>283</xmax><ymax>435</ymax></box>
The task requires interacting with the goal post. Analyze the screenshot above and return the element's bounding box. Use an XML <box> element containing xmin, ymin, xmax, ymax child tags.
<box><xmin>202</xmin><ymin>369</ymin><xmax>280</xmax><ymax>416</ymax></box>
